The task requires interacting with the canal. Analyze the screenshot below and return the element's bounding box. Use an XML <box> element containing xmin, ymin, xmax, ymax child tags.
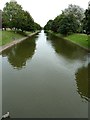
<box><xmin>1</xmin><ymin>30</ymin><xmax>89</xmax><ymax>118</ymax></box>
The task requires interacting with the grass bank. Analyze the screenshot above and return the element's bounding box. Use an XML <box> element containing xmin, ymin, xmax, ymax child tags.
<box><xmin>0</xmin><ymin>31</ymin><xmax>39</xmax><ymax>54</ymax></box>
<box><xmin>47</xmin><ymin>30</ymin><xmax>89</xmax><ymax>50</ymax></box>
<box><xmin>0</xmin><ymin>30</ymin><xmax>32</xmax><ymax>46</ymax></box>
<box><xmin>64</xmin><ymin>34</ymin><xmax>89</xmax><ymax>49</ymax></box>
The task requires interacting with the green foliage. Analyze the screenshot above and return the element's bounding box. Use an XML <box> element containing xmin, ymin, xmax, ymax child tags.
<box><xmin>44</xmin><ymin>4</ymin><xmax>85</xmax><ymax>35</ymax></box>
<box><xmin>51</xmin><ymin>13</ymin><xmax>79</xmax><ymax>35</ymax></box>
<box><xmin>2</xmin><ymin>1</ymin><xmax>41</xmax><ymax>32</ymax></box>
<box><xmin>51</xmin><ymin>15</ymin><xmax>63</xmax><ymax>32</ymax></box>
<box><xmin>0</xmin><ymin>30</ymin><xmax>26</xmax><ymax>46</ymax></box>
<box><xmin>2</xmin><ymin>1</ymin><xmax>23</xmax><ymax>29</ymax></box>
<box><xmin>34</xmin><ymin>22</ymin><xmax>42</xmax><ymax>30</ymax></box>
<box><xmin>44</xmin><ymin>20</ymin><xmax>53</xmax><ymax>30</ymax></box>
<box><xmin>20</xmin><ymin>11</ymin><xmax>35</xmax><ymax>32</ymax></box>
<box><xmin>62</xmin><ymin>4</ymin><xmax>84</xmax><ymax>23</ymax></box>
<box><xmin>57</xmin><ymin>14</ymin><xmax>79</xmax><ymax>35</ymax></box>
<box><xmin>0</xmin><ymin>30</ymin><xmax>2</xmax><ymax>45</ymax></box>
<box><xmin>83</xmin><ymin>9</ymin><xmax>90</xmax><ymax>34</ymax></box>
<box><xmin>62</xmin><ymin>4</ymin><xmax>85</xmax><ymax>33</ymax></box>
<box><xmin>64</xmin><ymin>33</ymin><xmax>89</xmax><ymax>48</ymax></box>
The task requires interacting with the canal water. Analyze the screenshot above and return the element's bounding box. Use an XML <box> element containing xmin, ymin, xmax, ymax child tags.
<box><xmin>1</xmin><ymin>30</ymin><xmax>89</xmax><ymax>118</ymax></box>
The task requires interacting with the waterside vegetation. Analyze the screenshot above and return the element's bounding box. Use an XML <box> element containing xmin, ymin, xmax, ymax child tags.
<box><xmin>0</xmin><ymin>1</ymin><xmax>42</xmax><ymax>46</ymax></box>
<box><xmin>0</xmin><ymin>30</ymin><xmax>33</xmax><ymax>46</ymax></box>
<box><xmin>44</xmin><ymin>4</ymin><xmax>90</xmax><ymax>50</ymax></box>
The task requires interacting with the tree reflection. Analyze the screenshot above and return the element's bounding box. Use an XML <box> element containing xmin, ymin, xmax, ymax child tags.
<box><xmin>45</xmin><ymin>32</ymin><xmax>87</xmax><ymax>60</ymax></box>
<box><xmin>0</xmin><ymin>67</ymin><xmax>2</xmax><ymax>119</ymax></box>
<box><xmin>45</xmin><ymin>32</ymin><xmax>89</xmax><ymax>101</ymax></box>
<box><xmin>2</xmin><ymin>36</ymin><xmax>37</xmax><ymax>70</ymax></box>
<box><xmin>75</xmin><ymin>64</ymin><xmax>90</xmax><ymax>101</ymax></box>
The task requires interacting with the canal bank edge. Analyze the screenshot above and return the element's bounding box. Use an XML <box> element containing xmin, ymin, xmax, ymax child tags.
<box><xmin>0</xmin><ymin>31</ymin><xmax>40</xmax><ymax>54</ymax></box>
<box><xmin>46</xmin><ymin>31</ymin><xmax>90</xmax><ymax>52</ymax></box>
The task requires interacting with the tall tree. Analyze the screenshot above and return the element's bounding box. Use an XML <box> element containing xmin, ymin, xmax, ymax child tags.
<box><xmin>44</xmin><ymin>20</ymin><xmax>53</xmax><ymax>30</ymax></box>
<box><xmin>51</xmin><ymin>14</ymin><xmax>64</xmax><ymax>32</ymax></box>
<box><xmin>2</xmin><ymin>1</ymin><xmax>23</xmax><ymax>30</ymax></box>
<box><xmin>44</xmin><ymin>4</ymin><xmax>84</xmax><ymax>35</ymax></box>
<box><xmin>2</xmin><ymin>1</ymin><xmax>39</xmax><ymax>32</ymax></box>
<box><xmin>34</xmin><ymin>22</ymin><xmax>42</xmax><ymax>30</ymax></box>
<box><xmin>84</xmin><ymin>8</ymin><xmax>90</xmax><ymax>34</ymax></box>
<box><xmin>20</xmin><ymin>11</ymin><xmax>35</xmax><ymax>32</ymax></box>
<box><xmin>57</xmin><ymin>14</ymin><xmax>79</xmax><ymax>35</ymax></box>
<box><xmin>62</xmin><ymin>4</ymin><xmax>85</xmax><ymax>33</ymax></box>
<box><xmin>62</xmin><ymin>4</ymin><xmax>85</xmax><ymax>23</ymax></box>
<box><xmin>0</xmin><ymin>10</ymin><xmax>2</xmax><ymax>29</ymax></box>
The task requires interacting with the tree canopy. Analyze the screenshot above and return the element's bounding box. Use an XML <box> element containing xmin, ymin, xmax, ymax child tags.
<box><xmin>2</xmin><ymin>1</ymin><xmax>41</xmax><ymax>31</ymax></box>
<box><xmin>83</xmin><ymin>8</ymin><xmax>90</xmax><ymax>34</ymax></box>
<box><xmin>44</xmin><ymin>4</ymin><xmax>86</xmax><ymax>35</ymax></box>
<box><xmin>57</xmin><ymin>14</ymin><xmax>79</xmax><ymax>35</ymax></box>
<box><xmin>44</xmin><ymin>20</ymin><xmax>53</xmax><ymax>30</ymax></box>
<box><xmin>62</xmin><ymin>4</ymin><xmax>84</xmax><ymax>23</ymax></box>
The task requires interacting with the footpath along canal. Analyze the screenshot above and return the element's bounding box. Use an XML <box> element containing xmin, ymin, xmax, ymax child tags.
<box><xmin>0</xmin><ymin>30</ymin><xmax>89</xmax><ymax>118</ymax></box>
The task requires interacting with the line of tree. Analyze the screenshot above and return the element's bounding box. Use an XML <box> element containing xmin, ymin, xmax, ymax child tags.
<box><xmin>44</xmin><ymin>4</ymin><xmax>90</xmax><ymax>35</ymax></box>
<box><xmin>1</xmin><ymin>1</ymin><xmax>42</xmax><ymax>32</ymax></box>
<box><xmin>83</xmin><ymin>7</ymin><xmax>90</xmax><ymax>34</ymax></box>
<box><xmin>0</xmin><ymin>10</ymin><xmax>2</xmax><ymax>29</ymax></box>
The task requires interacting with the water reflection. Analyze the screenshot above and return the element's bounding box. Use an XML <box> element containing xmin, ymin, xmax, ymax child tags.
<box><xmin>45</xmin><ymin>32</ymin><xmax>87</xmax><ymax>60</ymax></box>
<box><xmin>1</xmin><ymin>31</ymin><xmax>89</xmax><ymax>117</ymax></box>
<box><xmin>75</xmin><ymin>64</ymin><xmax>90</xmax><ymax>101</ymax></box>
<box><xmin>2</xmin><ymin>36</ymin><xmax>37</xmax><ymax>70</ymax></box>
<box><xmin>45</xmin><ymin>32</ymin><xmax>89</xmax><ymax>101</ymax></box>
<box><xmin>0</xmin><ymin>56</ymin><xmax>2</xmax><ymax>119</ymax></box>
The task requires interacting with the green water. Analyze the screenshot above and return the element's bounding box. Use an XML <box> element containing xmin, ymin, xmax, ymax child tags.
<box><xmin>1</xmin><ymin>31</ymin><xmax>89</xmax><ymax>118</ymax></box>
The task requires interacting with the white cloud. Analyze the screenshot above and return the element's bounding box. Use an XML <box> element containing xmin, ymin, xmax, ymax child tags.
<box><xmin>0</xmin><ymin>0</ymin><xmax>89</xmax><ymax>27</ymax></box>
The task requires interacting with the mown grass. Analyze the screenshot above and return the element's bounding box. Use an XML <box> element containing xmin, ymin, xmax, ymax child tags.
<box><xmin>47</xmin><ymin>30</ymin><xmax>89</xmax><ymax>49</ymax></box>
<box><xmin>88</xmin><ymin>35</ymin><xmax>90</xmax><ymax>48</ymax></box>
<box><xmin>64</xmin><ymin>34</ymin><xmax>89</xmax><ymax>49</ymax></box>
<box><xmin>0</xmin><ymin>30</ymin><xmax>2</xmax><ymax>46</ymax></box>
<box><xmin>0</xmin><ymin>30</ymin><xmax>32</xmax><ymax>46</ymax></box>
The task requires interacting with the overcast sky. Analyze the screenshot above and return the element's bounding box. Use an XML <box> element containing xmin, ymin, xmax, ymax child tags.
<box><xmin>0</xmin><ymin>0</ymin><xmax>89</xmax><ymax>27</ymax></box>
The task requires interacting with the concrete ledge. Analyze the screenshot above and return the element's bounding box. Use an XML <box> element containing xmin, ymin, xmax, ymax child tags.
<box><xmin>0</xmin><ymin>31</ymin><xmax>40</xmax><ymax>54</ymax></box>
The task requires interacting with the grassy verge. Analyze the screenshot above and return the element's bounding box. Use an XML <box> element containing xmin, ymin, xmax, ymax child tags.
<box><xmin>0</xmin><ymin>30</ymin><xmax>32</xmax><ymax>46</ymax></box>
<box><xmin>88</xmin><ymin>35</ymin><xmax>90</xmax><ymax>48</ymax></box>
<box><xmin>64</xmin><ymin>34</ymin><xmax>89</xmax><ymax>49</ymax></box>
<box><xmin>47</xmin><ymin>30</ymin><xmax>89</xmax><ymax>49</ymax></box>
<box><xmin>0</xmin><ymin>30</ymin><xmax>2</xmax><ymax>46</ymax></box>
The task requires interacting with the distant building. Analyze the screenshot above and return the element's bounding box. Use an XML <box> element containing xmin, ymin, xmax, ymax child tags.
<box><xmin>88</xmin><ymin>1</ymin><xmax>90</xmax><ymax>9</ymax></box>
